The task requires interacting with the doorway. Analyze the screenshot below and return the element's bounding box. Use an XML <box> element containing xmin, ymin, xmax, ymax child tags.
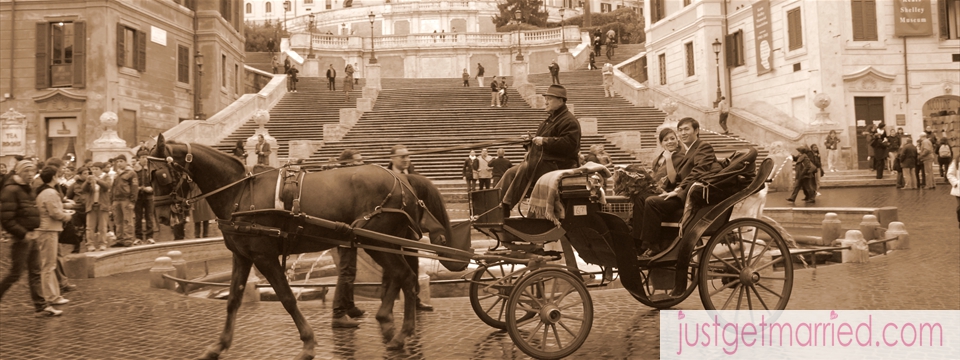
<box><xmin>854</xmin><ymin>97</ymin><xmax>885</xmax><ymax>170</ymax></box>
<box><xmin>45</xmin><ymin>117</ymin><xmax>78</xmax><ymax>161</ymax></box>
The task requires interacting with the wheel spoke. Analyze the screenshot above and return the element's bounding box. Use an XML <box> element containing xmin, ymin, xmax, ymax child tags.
<box><xmin>745</xmin><ymin>283</ymin><xmax>753</xmax><ymax>309</ymax></box>
<box><xmin>734</xmin><ymin>285</ymin><xmax>745</xmax><ymax>310</ymax></box>
<box><xmin>551</xmin><ymin>323</ymin><xmax>564</xmax><ymax>349</ymax></box>
<box><xmin>753</xmin><ymin>256</ymin><xmax>784</xmax><ymax>272</ymax></box>
<box><xmin>755</xmin><ymin>282</ymin><xmax>784</xmax><ymax>300</ymax></box>
<box><xmin>558</xmin><ymin>320</ymin><xmax>578</xmax><ymax>337</ymax></box>
<box><xmin>750</xmin><ymin>285</ymin><xmax>771</xmax><ymax>310</ymax></box>
<box><xmin>747</xmin><ymin>226</ymin><xmax>759</xmax><ymax>265</ymax></box>
<box><xmin>553</xmin><ymin>287</ymin><xmax>577</xmax><ymax>305</ymax></box>
<box><xmin>548</xmin><ymin>276</ymin><xmax>559</xmax><ymax>303</ymax></box>
<box><xmin>720</xmin><ymin>282</ymin><xmax>741</xmax><ymax>309</ymax></box>
<box><xmin>525</xmin><ymin>320</ymin><xmax>545</xmax><ymax>344</ymax></box>
<box><xmin>482</xmin><ymin>296</ymin><xmax>504</xmax><ymax>314</ymax></box>
<box><xmin>721</xmin><ymin>236</ymin><xmax>744</xmax><ymax>269</ymax></box>
<box><xmin>709</xmin><ymin>278</ymin><xmax>741</xmax><ymax>296</ymax></box>
<box><xmin>516</xmin><ymin>315</ymin><xmax>539</xmax><ymax>327</ymax></box>
<box><xmin>521</xmin><ymin>287</ymin><xmax>545</xmax><ymax>308</ymax></box>
<box><xmin>706</xmin><ymin>272</ymin><xmax>740</xmax><ymax>278</ymax></box>
<box><xmin>749</xmin><ymin>239</ymin><xmax>772</xmax><ymax>268</ymax></box>
<box><xmin>561</xmin><ymin>314</ymin><xmax>584</xmax><ymax>322</ymax></box>
<box><xmin>558</xmin><ymin>298</ymin><xmax>584</xmax><ymax>311</ymax></box>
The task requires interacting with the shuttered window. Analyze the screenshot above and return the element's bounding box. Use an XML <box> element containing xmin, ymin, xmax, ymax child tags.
<box><xmin>658</xmin><ymin>53</ymin><xmax>667</xmax><ymax>85</ymax></box>
<box><xmin>116</xmin><ymin>24</ymin><xmax>146</xmax><ymax>72</ymax></box>
<box><xmin>685</xmin><ymin>42</ymin><xmax>695</xmax><ymax>77</ymax></box>
<box><xmin>36</xmin><ymin>21</ymin><xmax>85</xmax><ymax>89</ymax></box>
<box><xmin>941</xmin><ymin>0</ymin><xmax>960</xmax><ymax>40</ymax></box>
<box><xmin>725</xmin><ymin>30</ymin><xmax>745</xmax><ymax>67</ymax></box>
<box><xmin>652</xmin><ymin>0</ymin><xmax>665</xmax><ymax>23</ymax></box>
<box><xmin>851</xmin><ymin>0</ymin><xmax>878</xmax><ymax>41</ymax></box>
<box><xmin>177</xmin><ymin>45</ymin><xmax>190</xmax><ymax>83</ymax></box>
<box><xmin>787</xmin><ymin>7</ymin><xmax>803</xmax><ymax>50</ymax></box>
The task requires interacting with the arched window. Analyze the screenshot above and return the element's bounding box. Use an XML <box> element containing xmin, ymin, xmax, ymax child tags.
<box><xmin>245</xmin><ymin>3</ymin><xmax>252</xmax><ymax>13</ymax></box>
<box><xmin>266</xmin><ymin>2</ymin><xmax>272</xmax><ymax>13</ymax></box>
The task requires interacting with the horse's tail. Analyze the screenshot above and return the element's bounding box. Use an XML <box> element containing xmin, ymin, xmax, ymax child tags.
<box><xmin>405</xmin><ymin>174</ymin><xmax>469</xmax><ymax>272</ymax></box>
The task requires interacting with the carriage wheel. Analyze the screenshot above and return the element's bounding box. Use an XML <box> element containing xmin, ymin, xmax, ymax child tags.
<box><xmin>628</xmin><ymin>261</ymin><xmax>698</xmax><ymax>309</ymax></box>
<box><xmin>506</xmin><ymin>268</ymin><xmax>593</xmax><ymax>360</ymax></box>
<box><xmin>698</xmin><ymin>218</ymin><xmax>794</xmax><ymax>311</ymax></box>
<box><xmin>469</xmin><ymin>262</ymin><xmax>535</xmax><ymax>329</ymax></box>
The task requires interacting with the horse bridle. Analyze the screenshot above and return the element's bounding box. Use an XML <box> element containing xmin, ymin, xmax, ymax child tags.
<box><xmin>146</xmin><ymin>143</ymin><xmax>196</xmax><ymax>223</ymax></box>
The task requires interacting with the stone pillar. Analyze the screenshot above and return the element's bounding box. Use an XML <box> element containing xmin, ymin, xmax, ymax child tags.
<box><xmin>821</xmin><ymin>213</ymin><xmax>842</xmax><ymax>246</ymax></box>
<box><xmin>89</xmin><ymin>111</ymin><xmax>133</xmax><ymax>163</ymax></box>
<box><xmin>365</xmin><ymin>63</ymin><xmax>382</xmax><ymax>90</ymax></box>
<box><xmin>303</xmin><ymin>57</ymin><xmax>320</xmax><ymax>77</ymax></box>
<box><xmin>149</xmin><ymin>256</ymin><xmax>177</xmax><ymax>290</ymax></box>
<box><xmin>886</xmin><ymin>222</ymin><xmax>909</xmax><ymax>250</ymax></box>
<box><xmin>838</xmin><ymin>230</ymin><xmax>869</xmax><ymax>263</ymax></box>
<box><xmin>858</xmin><ymin>215</ymin><xmax>881</xmax><ymax>241</ymax></box>
<box><xmin>511</xmin><ymin>60</ymin><xmax>529</xmax><ymax>88</ymax></box>
<box><xmin>245</xmin><ymin>110</ymin><xmax>278</xmax><ymax>167</ymax></box>
<box><xmin>356</xmin><ymin>98</ymin><xmax>373</xmax><ymax>112</ymax></box>
<box><xmin>557</xmin><ymin>51</ymin><xmax>575</xmax><ymax>71</ymax></box>
<box><xmin>167</xmin><ymin>250</ymin><xmax>187</xmax><ymax>280</ymax></box>
<box><xmin>339</xmin><ymin>108</ymin><xmax>362</xmax><ymax>128</ymax></box>
<box><xmin>766</xmin><ymin>141</ymin><xmax>793</xmax><ymax>192</ymax></box>
<box><xmin>579</xmin><ymin>118</ymin><xmax>598</xmax><ymax>136</ymax></box>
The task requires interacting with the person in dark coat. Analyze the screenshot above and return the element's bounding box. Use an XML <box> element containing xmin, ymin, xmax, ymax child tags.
<box><xmin>787</xmin><ymin>145</ymin><xmax>817</xmax><ymax>203</ymax></box>
<box><xmin>462</xmin><ymin>150</ymin><xmax>479</xmax><ymax>192</ymax></box>
<box><xmin>548</xmin><ymin>60</ymin><xmax>560</xmax><ymax>85</ymax></box>
<box><xmin>490</xmin><ymin>148</ymin><xmax>512</xmax><ymax>187</ymax></box>
<box><xmin>870</xmin><ymin>123</ymin><xmax>889</xmax><ymax>179</ymax></box>
<box><xmin>899</xmin><ymin>137</ymin><xmax>918</xmax><ymax>189</ymax></box>
<box><xmin>255</xmin><ymin>134</ymin><xmax>271</xmax><ymax>166</ymax></box>
<box><xmin>326</xmin><ymin>64</ymin><xmax>337</xmax><ymax>91</ymax></box>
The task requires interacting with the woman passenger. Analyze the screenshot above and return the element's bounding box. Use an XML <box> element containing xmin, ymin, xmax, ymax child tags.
<box><xmin>633</xmin><ymin>128</ymin><xmax>687</xmax><ymax>257</ymax></box>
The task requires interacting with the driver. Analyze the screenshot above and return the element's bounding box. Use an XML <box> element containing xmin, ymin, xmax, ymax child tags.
<box><xmin>497</xmin><ymin>85</ymin><xmax>581</xmax><ymax>218</ymax></box>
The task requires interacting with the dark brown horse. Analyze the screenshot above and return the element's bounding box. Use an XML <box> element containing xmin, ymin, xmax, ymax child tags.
<box><xmin>148</xmin><ymin>134</ymin><xmax>468</xmax><ymax>359</ymax></box>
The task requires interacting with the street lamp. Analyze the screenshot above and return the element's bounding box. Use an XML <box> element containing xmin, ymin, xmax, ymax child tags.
<box><xmin>514</xmin><ymin>8</ymin><xmax>523</xmax><ymax>61</ymax></box>
<box><xmin>712</xmin><ymin>38</ymin><xmax>722</xmax><ymax>107</ymax></box>
<box><xmin>194</xmin><ymin>51</ymin><xmax>205</xmax><ymax>119</ymax></box>
<box><xmin>368</xmin><ymin>12</ymin><xmax>377</xmax><ymax>64</ymax></box>
<box><xmin>559</xmin><ymin>7</ymin><xmax>567</xmax><ymax>53</ymax></box>
<box><xmin>307</xmin><ymin>13</ymin><xmax>315</xmax><ymax>59</ymax></box>
<box><xmin>283</xmin><ymin>1</ymin><xmax>290</xmax><ymax>33</ymax></box>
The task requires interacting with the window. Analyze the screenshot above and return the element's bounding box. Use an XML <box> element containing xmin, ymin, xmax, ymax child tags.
<box><xmin>177</xmin><ymin>45</ymin><xmax>190</xmax><ymax>83</ymax></box>
<box><xmin>235</xmin><ymin>63</ymin><xmax>240</xmax><ymax>94</ymax></box>
<box><xmin>685</xmin><ymin>42</ymin><xmax>695</xmax><ymax>76</ymax></box>
<box><xmin>116</xmin><ymin>24</ymin><xmax>146</xmax><ymax>72</ymax></box>
<box><xmin>658</xmin><ymin>53</ymin><xmax>667</xmax><ymax>85</ymax></box>
<box><xmin>36</xmin><ymin>21</ymin><xmax>86</xmax><ymax>88</ymax></box>
<box><xmin>325</xmin><ymin>0</ymin><xmax>331</xmax><ymax>10</ymax></box>
<box><xmin>245</xmin><ymin>2</ymin><xmax>251</xmax><ymax>13</ymax></box>
<box><xmin>940</xmin><ymin>0</ymin><xmax>960</xmax><ymax>40</ymax></box>
<box><xmin>851</xmin><ymin>0</ymin><xmax>878</xmax><ymax>41</ymax></box>
<box><xmin>725</xmin><ymin>30</ymin><xmax>745</xmax><ymax>67</ymax></box>
<box><xmin>266</xmin><ymin>2</ymin><xmax>272</xmax><ymax>12</ymax></box>
<box><xmin>638</xmin><ymin>55</ymin><xmax>648</xmax><ymax>83</ymax></box>
<box><xmin>304</xmin><ymin>0</ymin><xmax>314</xmax><ymax>4</ymax></box>
<box><xmin>601</xmin><ymin>3</ymin><xmax>611</xmax><ymax>13</ymax></box>
<box><xmin>652</xmin><ymin>0</ymin><xmax>665</xmax><ymax>23</ymax></box>
<box><xmin>684</xmin><ymin>0</ymin><xmax>691</xmax><ymax>6</ymax></box>
<box><xmin>787</xmin><ymin>7</ymin><xmax>803</xmax><ymax>50</ymax></box>
<box><xmin>221</xmin><ymin>0</ymin><xmax>233</xmax><ymax>23</ymax></box>
<box><xmin>222</xmin><ymin>54</ymin><xmax>227</xmax><ymax>87</ymax></box>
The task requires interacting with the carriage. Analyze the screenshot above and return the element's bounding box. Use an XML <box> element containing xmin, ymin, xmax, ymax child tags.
<box><xmin>146</xmin><ymin>135</ymin><xmax>793</xmax><ymax>360</ymax></box>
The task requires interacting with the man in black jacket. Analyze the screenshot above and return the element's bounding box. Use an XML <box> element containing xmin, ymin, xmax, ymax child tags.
<box><xmin>499</xmin><ymin>85</ymin><xmax>581</xmax><ymax>216</ymax></box>
<box><xmin>326</xmin><ymin>64</ymin><xmax>337</xmax><ymax>91</ymax></box>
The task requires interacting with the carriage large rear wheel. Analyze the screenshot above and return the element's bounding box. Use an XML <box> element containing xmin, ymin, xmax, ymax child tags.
<box><xmin>698</xmin><ymin>218</ymin><xmax>793</xmax><ymax>311</ymax></box>
<box><xmin>505</xmin><ymin>268</ymin><xmax>593</xmax><ymax>360</ymax></box>
<box><xmin>469</xmin><ymin>262</ymin><xmax>536</xmax><ymax>329</ymax></box>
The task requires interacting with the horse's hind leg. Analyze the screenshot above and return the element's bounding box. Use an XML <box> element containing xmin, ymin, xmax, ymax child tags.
<box><xmin>376</xmin><ymin>271</ymin><xmax>400</xmax><ymax>344</ymax></box>
<box><xmin>252</xmin><ymin>255</ymin><xmax>316</xmax><ymax>360</ymax></box>
<box><xmin>390</xmin><ymin>264</ymin><xmax>419</xmax><ymax>351</ymax></box>
<box><xmin>201</xmin><ymin>254</ymin><xmax>252</xmax><ymax>360</ymax></box>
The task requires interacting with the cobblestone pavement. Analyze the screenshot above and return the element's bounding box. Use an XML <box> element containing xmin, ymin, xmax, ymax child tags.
<box><xmin>0</xmin><ymin>187</ymin><xmax>956</xmax><ymax>359</ymax></box>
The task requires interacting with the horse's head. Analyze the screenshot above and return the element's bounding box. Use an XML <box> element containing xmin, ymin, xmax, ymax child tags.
<box><xmin>406</xmin><ymin>174</ymin><xmax>471</xmax><ymax>272</ymax></box>
<box><xmin>148</xmin><ymin>133</ymin><xmax>193</xmax><ymax>227</ymax></box>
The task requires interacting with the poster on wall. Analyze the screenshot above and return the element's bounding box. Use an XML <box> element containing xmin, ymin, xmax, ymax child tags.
<box><xmin>1</xmin><ymin>124</ymin><xmax>26</xmax><ymax>156</ymax></box>
<box><xmin>752</xmin><ymin>0</ymin><xmax>774</xmax><ymax>76</ymax></box>
<box><xmin>894</xmin><ymin>0</ymin><xmax>933</xmax><ymax>36</ymax></box>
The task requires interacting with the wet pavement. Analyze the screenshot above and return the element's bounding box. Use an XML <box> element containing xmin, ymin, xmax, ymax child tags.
<box><xmin>0</xmin><ymin>187</ymin><xmax>957</xmax><ymax>359</ymax></box>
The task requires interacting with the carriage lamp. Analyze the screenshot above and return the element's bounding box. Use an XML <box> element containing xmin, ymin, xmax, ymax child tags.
<box><xmin>194</xmin><ymin>51</ymin><xmax>204</xmax><ymax>119</ymax></box>
<box><xmin>368</xmin><ymin>11</ymin><xmax>378</xmax><ymax>64</ymax></box>
<box><xmin>514</xmin><ymin>8</ymin><xmax>523</xmax><ymax>61</ymax></box>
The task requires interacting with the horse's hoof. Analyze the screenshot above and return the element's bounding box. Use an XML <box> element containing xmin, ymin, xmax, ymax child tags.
<box><xmin>294</xmin><ymin>351</ymin><xmax>315</xmax><ymax>360</ymax></box>
<box><xmin>198</xmin><ymin>351</ymin><xmax>220</xmax><ymax>360</ymax></box>
<box><xmin>381</xmin><ymin>327</ymin><xmax>395</xmax><ymax>342</ymax></box>
<box><xmin>386</xmin><ymin>339</ymin><xmax>405</xmax><ymax>350</ymax></box>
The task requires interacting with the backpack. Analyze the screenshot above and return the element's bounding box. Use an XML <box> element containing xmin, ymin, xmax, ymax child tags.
<box><xmin>940</xmin><ymin>144</ymin><xmax>952</xmax><ymax>158</ymax></box>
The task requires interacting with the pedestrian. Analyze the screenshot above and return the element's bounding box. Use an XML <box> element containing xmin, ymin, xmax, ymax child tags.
<box><xmin>0</xmin><ymin>160</ymin><xmax>63</xmax><ymax>317</ymax></box>
<box><xmin>476</xmin><ymin>63</ymin><xmax>485</xmax><ymax>87</ymax></box>
<box><xmin>786</xmin><ymin>145</ymin><xmax>816</xmax><ymax>203</ymax></box>
<box><xmin>189</xmin><ymin>184</ymin><xmax>214</xmax><ymax>238</ymax></box>
<box><xmin>286</xmin><ymin>64</ymin><xmax>299</xmax><ymax>92</ymax></box>
<box><xmin>499</xmin><ymin>78</ymin><xmax>509</xmax><ymax>107</ymax></box>
<box><xmin>605</xmin><ymin>36</ymin><xmax>616</xmax><ymax>60</ymax></box>
<box><xmin>489</xmin><ymin>76</ymin><xmax>501</xmax><ymax>107</ymax></box>
<box><xmin>937</xmin><ymin>137</ymin><xmax>954</xmax><ymax>178</ymax></box>
<box><xmin>824</xmin><ymin>130</ymin><xmax>841</xmax><ymax>172</ymax></box>
<box><xmin>255</xmin><ymin>134</ymin><xmax>271</xmax><ymax>166</ymax></box>
<box><xmin>490</xmin><ymin>148</ymin><xmax>512</xmax><ymax>187</ymax></box>
<box><xmin>462</xmin><ymin>68</ymin><xmax>470</xmax><ymax>87</ymax></box>
<box><xmin>271</xmin><ymin>55</ymin><xmax>280</xmax><ymax>74</ymax></box>
<box><xmin>462</xmin><ymin>150</ymin><xmax>479</xmax><ymax>192</ymax></box>
<box><xmin>440</xmin><ymin>29</ymin><xmax>445</xmax><ymax>42</ymax></box>
<box><xmin>887</xmin><ymin>128</ymin><xmax>903</xmax><ymax>172</ymax></box>
<box><xmin>585</xmin><ymin>144</ymin><xmax>613</xmax><ymax>166</ymax></box>
<box><xmin>326</xmin><ymin>64</ymin><xmax>337</xmax><ymax>91</ymax></box>
<box><xmin>809</xmin><ymin>144</ymin><xmax>824</xmax><ymax>194</ymax></box>
<box><xmin>80</xmin><ymin>162</ymin><xmax>111</xmax><ymax>251</ymax></box>
<box><xmin>602</xmin><ymin>63</ymin><xmax>615</xmax><ymax>97</ymax></box>
<box><xmin>283</xmin><ymin>56</ymin><xmax>291</xmax><ymax>75</ymax></box>
<box><xmin>477</xmin><ymin>149</ymin><xmax>493</xmax><ymax>190</ymax></box>
<box><xmin>35</xmin><ymin>166</ymin><xmax>73</xmax><ymax>307</ymax></box>
<box><xmin>332</xmin><ymin>149</ymin><xmax>366</xmax><ymax>328</ymax></box>
<box><xmin>919</xmin><ymin>132</ymin><xmax>937</xmax><ymax>189</ymax></box>
<box><xmin>593</xmin><ymin>36</ymin><xmax>602</xmax><ymax>58</ymax></box>
<box><xmin>344</xmin><ymin>63</ymin><xmax>355</xmax><ymax>101</ymax></box>
<box><xmin>870</xmin><ymin>123</ymin><xmax>889</xmax><ymax>179</ymax></box>
<box><xmin>588</xmin><ymin>51</ymin><xmax>597</xmax><ymax>70</ymax></box>
<box><xmin>899</xmin><ymin>137</ymin><xmax>918</xmax><ymax>189</ymax></box>
<box><xmin>132</xmin><ymin>151</ymin><xmax>155</xmax><ymax>245</ymax></box>
<box><xmin>947</xmin><ymin>154</ymin><xmax>960</xmax><ymax>228</ymax></box>
<box><xmin>111</xmin><ymin>155</ymin><xmax>138</xmax><ymax>247</ymax></box>
<box><xmin>35</xmin><ymin>158</ymin><xmax>79</xmax><ymax>290</ymax></box>
<box><xmin>353</xmin><ymin>62</ymin><xmax>360</xmax><ymax>85</ymax></box>
<box><xmin>717</xmin><ymin>96</ymin><xmax>730</xmax><ymax>134</ymax></box>
<box><xmin>232</xmin><ymin>139</ymin><xmax>246</xmax><ymax>161</ymax></box>
<box><xmin>548</xmin><ymin>60</ymin><xmax>560</xmax><ymax>85</ymax></box>
<box><xmin>386</xmin><ymin>145</ymin><xmax>417</xmax><ymax>175</ymax></box>
<box><xmin>606</xmin><ymin>28</ymin><xmax>616</xmax><ymax>51</ymax></box>
<box><xmin>267</xmin><ymin>37</ymin><xmax>276</xmax><ymax>55</ymax></box>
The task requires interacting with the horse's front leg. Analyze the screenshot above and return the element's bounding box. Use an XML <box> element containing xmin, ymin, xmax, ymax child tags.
<box><xmin>200</xmin><ymin>254</ymin><xmax>252</xmax><ymax>360</ymax></box>
<box><xmin>252</xmin><ymin>255</ymin><xmax>316</xmax><ymax>360</ymax></box>
<box><xmin>376</xmin><ymin>271</ymin><xmax>400</xmax><ymax>345</ymax></box>
<box><xmin>387</xmin><ymin>268</ymin><xmax>419</xmax><ymax>351</ymax></box>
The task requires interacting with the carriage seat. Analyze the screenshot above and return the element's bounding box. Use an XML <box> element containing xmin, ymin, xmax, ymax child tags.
<box><xmin>502</xmin><ymin>218</ymin><xmax>566</xmax><ymax>244</ymax></box>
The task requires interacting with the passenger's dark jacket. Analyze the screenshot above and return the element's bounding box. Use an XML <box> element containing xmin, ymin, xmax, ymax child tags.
<box><xmin>899</xmin><ymin>143</ymin><xmax>918</xmax><ymax>169</ymax></box>
<box><xmin>674</xmin><ymin>139</ymin><xmax>719</xmax><ymax>196</ymax></box>
<box><xmin>534</xmin><ymin>104</ymin><xmax>581</xmax><ymax>167</ymax></box>
<box><xmin>0</xmin><ymin>175</ymin><xmax>40</xmax><ymax>239</ymax></box>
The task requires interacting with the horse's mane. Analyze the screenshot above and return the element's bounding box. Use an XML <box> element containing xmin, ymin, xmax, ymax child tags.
<box><xmin>405</xmin><ymin>174</ymin><xmax>450</xmax><ymax>227</ymax></box>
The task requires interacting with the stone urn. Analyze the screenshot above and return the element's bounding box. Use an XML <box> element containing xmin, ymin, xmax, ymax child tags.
<box><xmin>660</xmin><ymin>97</ymin><xmax>680</xmax><ymax>127</ymax></box>
<box><xmin>811</xmin><ymin>92</ymin><xmax>834</xmax><ymax>125</ymax></box>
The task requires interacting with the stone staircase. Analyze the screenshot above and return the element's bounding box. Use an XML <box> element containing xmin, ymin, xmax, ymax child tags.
<box><xmin>820</xmin><ymin>169</ymin><xmax>948</xmax><ymax>188</ymax></box>
<box><xmin>578</xmin><ymin>43</ymin><xmax>646</xmax><ymax>70</ymax></box>
<box><xmin>246</xmin><ymin>52</ymin><xmax>277</xmax><ymax>73</ymax></box>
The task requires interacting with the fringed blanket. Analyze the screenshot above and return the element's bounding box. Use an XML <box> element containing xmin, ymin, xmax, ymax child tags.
<box><xmin>528</xmin><ymin>162</ymin><xmax>611</xmax><ymax>224</ymax></box>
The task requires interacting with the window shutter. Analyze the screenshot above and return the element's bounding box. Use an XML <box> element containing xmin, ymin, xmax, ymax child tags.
<box><xmin>36</xmin><ymin>22</ymin><xmax>49</xmax><ymax>89</ymax></box>
<box><xmin>725</xmin><ymin>33</ymin><xmax>735</xmax><ymax>66</ymax></box>
<box><xmin>788</xmin><ymin>8</ymin><xmax>802</xmax><ymax>50</ymax></box>
<box><xmin>137</xmin><ymin>30</ymin><xmax>147</xmax><ymax>72</ymax></box>
<box><xmin>117</xmin><ymin>24</ymin><xmax>125</xmax><ymax>67</ymax></box>
<box><xmin>939</xmin><ymin>0</ymin><xmax>950</xmax><ymax>40</ymax></box>
<box><xmin>863</xmin><ymin>0</ymin><xmax>878</xmax><ymax>41</ymax></box>
<box><xmin>73</xmin><ymin>21</ymin><xmax>85</xmax><ymax>88</ymax></box>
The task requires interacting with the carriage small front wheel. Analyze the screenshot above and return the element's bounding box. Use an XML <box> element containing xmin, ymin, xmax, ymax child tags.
<box><xmin>698</xmin><ymin>218</ymin><xmax>794</xmax><ymax>311</ymax></box>
<box><xmin>505</xmin><ymin>268</ymin><xmax>593</xmax><ymax>360</ymax></box>
<box><xmin>469</xmin><ymin>262</ymin><xmax>536</xmax><ymax>329</ymax></box>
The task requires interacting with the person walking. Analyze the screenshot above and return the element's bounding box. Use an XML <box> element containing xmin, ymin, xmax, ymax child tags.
<box><xmin>462</xmin><ymin>150</ymin><xmax>479</xmax><ymax>193</ymax></box>
<box><xmin>35</xmin><ymin>166</ymin><xmax>72</xmax><ymax>306</ymax></box>
<box><xmin>499</xmin><ymin>78</ymin><xmax>509</xmax><ymax>107</ymax></box>
<box><xmin>344</xmin><ymin>64</ymin><xmax>355</xmax><ymax>101</ymax></box>
<box><xmin>948</xmin><ymin>154</ymin><xmax>960</xmax><ymax>229</ymax></box>
<box><xmin>286</xmin><ymin>65</ymin><xmax>299</xmax><ymax>92</ymax></box>
<box><xmin>593</xmin><ymin>36</ymin><xmax>602</xmax><ymax>58</ymax></box>
<box><xmin>476</xmin><ymin>63</ymin><xmax>485</xmax><ymax>87</ymax></box>
<box><xmin>490</xmin><ymin>148</ymin><xmax>512</xmax><ymax>187</ymax></box>
<box><xmin>588</xmin><ymin>52</ymin><xmax>597</xmax><ymax>70</ymax></box>
<box><xmin>79</xmin><ymin>162</ymin><xmax>111</xmax><ymax>251</ymax></box>
<box><xmin>786</xmin><ymin>145</ymin><xmax>816</xmax><ymax>203</ymax></box>
<box><xmin>809</xmin><ymin>144</ymin><xmax>824</xmax><ymax>195</ymax></box>
<box><xmin>477</xmin><ymin>149</ymin><xmax>494</xmax><ymax>190</ymax></box>
<box><xmin>824</xmin><ymin>130</ymin><xmax>841</xmax><ymax>172</ymax></box>
<box><xmin>489</xmin><ymin>76</ymin><xmax>501</xmax><ymax>107</ymax></box>
<box><xmin>919</xmin><ymin>132</ymin><xmax>937</xmax><ymax>189</ymax></box>
<box><xmin>462</xmin><ymin>68</ymin><xmax>470</xmax><ymax>87</ymax></box>
<box><xmin>602</xmin><ymin>63</ymin><xmax>615</xmax><ymax>97</ymax></box>
<box><xmin>548</xmin><ymin>60</ymin><xmax>560</xmax><ymax>85</ymax></box>
<box><xmin>717</xmin><ymin>96</ymin><xmax>730</xmax><ymax>134</ymax></box>
<box><xmin>887</xmin><ymin>128</ymin><xmax>903</xmax><ymax>172</ymax></box>
<box><xmin>255</xmin><ymin>134</ymin><xmax>271</xmax><ymax>166</ymax></box>
<box><xmin>283</xmin><ymin>57</ymin><xmax>291</xmax><ymax>75</ymax></box>
<box><xmin>937</xmin><ymin>137</ymin><xmax>954</xmax><ymax>178</ymax></box>
<box><xmin>899</xmin><ymin>137</ymin><xmax>918</xmax><ymax>189</ymax></box>
<box><xmin>326</xmin><ymin>64</ymin><xmax>337</xmax><ymax>91</ymax></box>
<box><xmin>132</xmin><ymin>151</ymin><xmax>155</xmax><ymax>245</ymax></box>
<box><xmin>386</xmin><ymin>145</ymin><xmax>417</xmax><ymax>175</ymax></box>
<box><xmin>111</xmin><ymin>155</ymin><xmax>138</xmax><ymax>247</ymax></box>
<box><xmin>870</xmin><ymin>124</ymin><xmax>889</xmax><ymax>179</ymax></box>
<box><xmin>271</xmin><ymin>55</ymin><xmax>281</xmax><ymax>74</ymax></box>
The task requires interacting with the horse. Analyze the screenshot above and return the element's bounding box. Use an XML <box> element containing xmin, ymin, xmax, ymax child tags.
<box><xmin>147</xmin><ymin>134</ymin><xmax>468</xmax><ymax>360</ymax></box>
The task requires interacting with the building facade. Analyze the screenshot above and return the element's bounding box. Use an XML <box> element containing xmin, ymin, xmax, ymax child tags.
<box><xmin>642</xmin><ymin>0</ymin><xmax>959</xmax><ymax>169</ymax></box>
<box><xmin>0</xmin><ymin>0</ymin><xmax>246</xmax><ymax>166</ymax></box>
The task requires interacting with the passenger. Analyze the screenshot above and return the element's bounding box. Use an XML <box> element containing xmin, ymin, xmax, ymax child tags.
<box><xmin>631</xmin><ymin>128</ymin><xmax>686</xmax><ymax>253</ymax></box>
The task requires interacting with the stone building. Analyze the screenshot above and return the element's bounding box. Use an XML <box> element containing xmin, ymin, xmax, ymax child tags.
<box><xmin>0</xmin><ymin>0</ymin><xmax>246</xmax><ymax>165</ymax></box>
<box><xmin>641</xmin><ymin>0</ymin><xmax>959</xmax><ymax>169</ymax></box>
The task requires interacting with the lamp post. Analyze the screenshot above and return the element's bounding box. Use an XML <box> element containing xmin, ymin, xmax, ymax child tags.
<box><xmin>514</xmin><ymin>8</ymin><xmax>523</xmax><ymax>61</ymax></box>
<box><xmin>712</xmin><ymin>38</ymin><xmax>722</xmax><ymax>107</ymax></box>
<box><xmin>307</xmin><ymin>13</ymin><xmax>315</xmax><ymax>59</ymax></box>
<box><xmin>194</xmin><ymin>51</ymin><xmax>205</xmax><ymax>119</ymax></box>
<box><xmin>283</xmin><ymin>1</ymin><xmax>290</xmax><ymax>34</ymax></box>
<box><xmin>559</xmin><ymin>7</ymin><xmax>567</xmax><ymax>53</ymax></box>
<box><xmin>368</xmin><ymin>12</ymin><xmax>377</xmax><ymax>64</ymax></box>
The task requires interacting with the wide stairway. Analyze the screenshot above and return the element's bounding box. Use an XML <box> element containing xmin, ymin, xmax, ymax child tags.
<box><xmin>579</xmin><ymin>43</ymin><xmax>646</xmax><ymax>69</ymax></box>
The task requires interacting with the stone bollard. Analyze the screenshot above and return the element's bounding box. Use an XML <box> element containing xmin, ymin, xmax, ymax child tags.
<box><xmin>838</xmin><ymin>230</ymin><xmax>869</xmax><ymax>263</ymax></box>
<box><xmin>821</xmin><ymin>213</ymin><xmax>842</xmax><ymax>246</ymax></box>
<box><xmin>149</xmin><ymin>257</ymin><xmax>177</xmax><ymax>290</ymax></box>
<box><xmin>859</xmin><ymin>215</ymin><xmax>881</xmax><ymax>240</ymax></box>
<box><xmin>242</xmin><ymin>272</ymin><xmax>261</xmax><ymax>304</ymax></box>
<box><xmin>167</xmin><ymin>250</ymin><xmax>187</xmax><ymax>280</ymax></box>
<box><xmin>886</xmin><ymin>222</ymin><xmax>909</xmax><ymax>250</ymax></box>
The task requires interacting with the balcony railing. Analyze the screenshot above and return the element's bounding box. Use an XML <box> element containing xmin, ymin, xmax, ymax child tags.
<box><xmin>295</xmin><ymin>27</ymin><xmax>581</xmax><ymax>51</ymax></box>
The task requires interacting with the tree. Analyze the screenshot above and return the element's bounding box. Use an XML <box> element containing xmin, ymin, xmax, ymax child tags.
<box><xmin>493</xmin><ymin>0</ymin><xmax>548</xmax><ymax>29</ymax></box>
<box><xmin>244</xmin><ymin>20</ymin><xmax>287</xmax><ymax>52</ymax></box>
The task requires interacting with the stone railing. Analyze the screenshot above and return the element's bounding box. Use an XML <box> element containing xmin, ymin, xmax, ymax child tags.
<box><xmin>163</xmin><ymin>69</ymin><xmax>286</xmax><ymax>146</ymax></box>
<box><xmin>297</xmin><ymin>27</ymin><xmax>582</xmax><ymax>52</ymax></box>
<box><xmin>284</xmin><ymin>1</ymin><xmax>497</xmax><ymax>32</ymax></box>
<box><xmin>244</xmin><ymin>65</ymin><xmax>275</xmax><ymax>94</ymax></box>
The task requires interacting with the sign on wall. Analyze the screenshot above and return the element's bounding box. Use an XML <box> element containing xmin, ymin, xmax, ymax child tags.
<box><xmin>151</xmin><ymin>26</ymin><xmax>167</xmax><ymax>46</ymax></box>
<box><xmin>894</xmin><ymin>0</ymin><xmax>933</xmax><ymax>36</ymax></box>
<box><xmin>47</xmin><ymin>118</ymin><xmax>78</xmax><ymax>138</ymax></box>
<box><xmin>752</xmin><ymin>0</ymin><xmax>774</xmax><ymax>76</ymax></box>
<box><xmin>2</xmin><ymin>124</ymin><xmax>26</xmax><ymax>155</ymax></box>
